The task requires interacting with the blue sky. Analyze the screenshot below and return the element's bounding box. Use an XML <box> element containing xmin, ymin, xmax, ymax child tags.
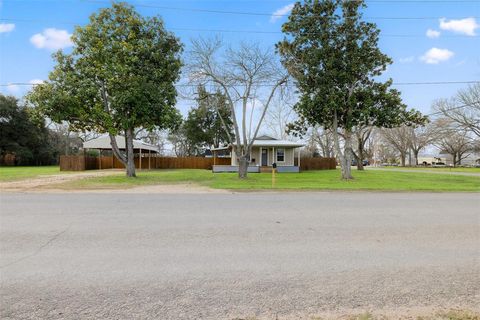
<box><xmin>0</xmin><ymin>0</ymin><xmax>479</xmax><ymax>117</ymax></box>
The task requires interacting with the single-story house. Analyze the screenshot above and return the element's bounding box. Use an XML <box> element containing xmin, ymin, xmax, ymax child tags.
<box><xmin>211</xmin><ymin>135</ymin><xmax>304</xmax><ymax>173</ymax></box>
<box><xmin>83</xmin><ymin>135</ymin><xmax>159</xmax><ymax>169</ymax></box>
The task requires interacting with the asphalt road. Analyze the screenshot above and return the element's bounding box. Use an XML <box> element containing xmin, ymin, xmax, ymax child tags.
<box><xmin>1</xmin><ymin>192</ymin><xmax>479</xmax><ymax>319</ymax></box>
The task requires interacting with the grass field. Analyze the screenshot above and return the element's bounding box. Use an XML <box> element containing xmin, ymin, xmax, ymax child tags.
<box><xmin>0</xmin><ymin>166</ymin><xmax>64</xmax><ymax>181</ymax></box>
<box><xmin>377</xmin><ymin>166</ymin><xmax>480</xmax><ymax>173</ymax></box>
<box><xmin>64</xmin><ymin>168</ymin><xmax>480</xmax><ymax>192</ymax></box>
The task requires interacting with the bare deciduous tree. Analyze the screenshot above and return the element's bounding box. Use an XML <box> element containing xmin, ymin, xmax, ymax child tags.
<box><xmin>137</xmin><ymin>128</ymin><xmax>168</xmax><ymax>156</ymax></box>
<box><xmin>408</xmin><ymin>123</ymin><xmax>440</xmax><ymax>166</ymax></box>
<box><xmin>188</xmin><ymin>38</ymin><xmax>288</xmax><ymax>178</ymax></box>
<box><xmin>380</xmin><ymin>126</ymin><xmax>411</xmax><ymax>167</ymax></box>
<box><xmin>433</xmin><ymin>83</ymin><xmax>480</xmax><ymax>137</ymax></box>
<box><xmin>352</xmin><ymin>126</ymin><xmax>374</xmax><ymax>170</ymax></box>
<box><xmin>303</xmin><ymin>127</ymin><xmax>335</xmax><ymax>158</ymax></box>
<box><xmin>264</xmin><ymin>94</ymin><xmax>296</xmax><ymax>140</ymax></box>
<box><xmin>375</xmin><ymin>142</ymin><xmax>399</xmax><ymax>165</ymax></box>
<box><xmin>433</xmin><ymin>118</ymin><xmax>472</xmax><ymax>167</ymax></box>
<box><xmin>315</xmin><ymin>127</ymin><xmax>336</xmax><ymax>158</ymax></box>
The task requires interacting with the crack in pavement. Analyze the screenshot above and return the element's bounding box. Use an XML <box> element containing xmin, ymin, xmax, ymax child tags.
<box><xmin>0</xmin><ymin>225</ymin><xmax>72</xmax><ymax>269</ymax></box>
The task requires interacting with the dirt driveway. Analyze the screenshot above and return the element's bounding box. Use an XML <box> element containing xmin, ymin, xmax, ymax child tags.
<box><xmin>0</xmin><ymin>170</ymin><xmax>226</xmax><ymax>194</ymax></box>
<box><xmin>0</xmin><ymin>170</ymin><xmax>123</xmax><ymax>192</ymax></box>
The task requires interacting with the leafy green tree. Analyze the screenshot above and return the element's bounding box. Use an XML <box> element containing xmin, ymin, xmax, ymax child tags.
<box><xmin>183</xmin><ymin>85</ymin><xmax>234</xmax><ymax>153</ymax></box>
<box><xmin>278</xmin><ymin>0</ymin><xmax>423</xmax><ymax>179</ymax></box>
<box><xmin>168</xmin><ymin>122</ymin><xmax>197</xmax><ymax>157</ymax></box>
<box><xmin>28</xmin><ymin>2</ymin><xmax>183</xmax><ymax>177</ymax></box>
<box><xmin>0</xmin><ymin>94</ymin><xmax>58</xmax><ymax>165</ymax></box>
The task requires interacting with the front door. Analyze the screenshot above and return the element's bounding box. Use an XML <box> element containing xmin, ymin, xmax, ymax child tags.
<box><xmin>261</xmin><ymin>148</ymin><xmax>268</xmax><ymax>166</ymax></box>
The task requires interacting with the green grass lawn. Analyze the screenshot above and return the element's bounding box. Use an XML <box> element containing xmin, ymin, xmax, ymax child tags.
<box><xmin>65</xmin><ymin>169</ymin><xmax>480</xmax><ymax>192</ymax></box>
<box><xmin>0</xmin><ymin>166</ymin><xmax>63</xmax><ymax>182</ymax></box>
<box><xmin>375</xmin><ymin>166</ymin><xmax>480</xmax><ymax>173</ymax></box>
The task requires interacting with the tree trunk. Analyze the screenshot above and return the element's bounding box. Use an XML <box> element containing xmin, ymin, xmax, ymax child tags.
<box><xmin>356</xmin><ymin>160</ymin><xmax>364</xmax><ymax>170</ymax></box>
<box><xmin>412</xmin><ymin>149</ymin><xmax>420</xmax><ymax>166</ymax></box>
<box><xmin>109</xmin><ymin>133</ymin><xmax>127</xmax><ymax>166</ymax></box>
<box><xmin>452</xmin><ymin>153</ymin><xmax>457</xmax><ymax>167</ymax></box>
<box><xmin>400</xmin><ymin>152</ymin><xmax>406</xmax><ymax>167</ymax></box>
<box><xmin>65</xmin><ymin>129</ymin><xmax>70</xmax><ymax>155</ymax></box>
<box><xmin>332</xmin><ymin>115</ymin><xmax>353</xmax><ymax>180</ymax></box>
<box><xmin>356</xmin><ymin>142</ymin><xmax>364</xmax><ymax>171</ymax></box>
<box><xmin>125</xmin><ymin>128</ymin><xmax>136</xmax><ymax>177</ymax></box>
<box><xmin>343</xmin><ymin>131</ymin><xmax>354</xmax><ymax>179</ymax></box>
<box><xmin>238</xmin><ymin>155</ymin><xmax>249</xmax><ymax>179</ymax></box>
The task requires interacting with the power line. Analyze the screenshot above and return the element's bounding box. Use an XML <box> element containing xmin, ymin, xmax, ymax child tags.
<box><xmin>2</xmin><ymin>0</ymin><xmax>479</xmax><ymax>19</ymax></box>
<box><xmin>1</xmin><ymin>18</ymin><xmax>478</xmax><ymax>38</ymax></box>
<box><xmin>68</xmin><ymin>0</ymin><xmax>480</xmax><ymax>19</ymax></box>
<box><xmin>2</xmin><ymin>81</ymin><xmax>479</xmax><ymax>87</ymax></box>
<box><xmin>392</xmin><ymin>81</ymin><xmax>480</xmax><ymax>86</ymax></box>
<box><xmin>4</xmin><ymin>0</ymin><xmax>480</xmax><ymax>2</ymax></box>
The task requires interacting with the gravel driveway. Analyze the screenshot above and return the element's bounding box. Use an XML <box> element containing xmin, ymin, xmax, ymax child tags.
<box><xmin>1</xmin><ymin>192</ymin><xmax>479</xmax><ymax>319</ymax></box>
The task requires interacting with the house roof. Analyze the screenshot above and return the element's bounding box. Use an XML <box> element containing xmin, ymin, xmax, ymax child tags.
<box><xmin>211</xmin><ymin>135</ymin><xmax>304</xmax><ymax>151</ymax></box>
<box><xmin>83</xmin><ymin>135</ymin><xmax>159</xmax><ymax>152</ymax></box>
<box><xmin>251</xmin><ymin>139</ymin><xmax>304</xmax><ymax>148</ymax></box>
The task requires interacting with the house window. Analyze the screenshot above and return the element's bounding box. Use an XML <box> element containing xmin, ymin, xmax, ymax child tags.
<box><xmin>276</xmin><ymin>148</ymin><xmax>285</xmax><ymax>162</ymax></box>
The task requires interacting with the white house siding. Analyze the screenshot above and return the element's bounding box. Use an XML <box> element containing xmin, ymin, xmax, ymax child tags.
<box><xmin>283</xmin><ymin>148</ymin><xmax>294</xmax><ymax>166</ymax></box>
<box><xmin>231</xmin><ymin>147</ymin><xmax>295</xmax><ymax>167</ymax></box>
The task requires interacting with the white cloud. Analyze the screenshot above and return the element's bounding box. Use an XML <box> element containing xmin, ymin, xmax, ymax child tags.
<box><xmin>0</xmin><ymin>23</ymin><xmax>15</xmax><ymax>33</ymax></box>
<box><xmin>29</xmin><ymin>79</ymin><xmax>45</xmax><ymax>85</ymax></box>
<box><xmin>30</xmin><ymin>28</ymin><xmax>73</xmax><ymax>50</ymax></box>
<box><xmin>426</xmin><ymin>29</ymin><xmax>441</xmax><ymax>39</ymax></box>
<box><xmin>246</xmin><ymin>98</ymin><xmax>263</xmax><ymax>109</ymax></box>
<box><xmin>399</xmin><ymin>56</ymin><xmax>415</xmax><ymax>63</ymax></box>
<box><xmin>270</xmin><ymin>3</ymin><xmax>294</xmax><ymax>23</ymax></box>
<box><xmin>439</xmin><ymin>17</ymin><xmax>479</xmax><ymax>36</ymax></box>
<box><xmin>420</xmin><ymin>47</ymin><xmax>454</xmax><ymax>64</ymax></box>
<box><xmin>5</xmin><ymin>84</ymin><xmax>20</xmax><ymax>94</ymax></box>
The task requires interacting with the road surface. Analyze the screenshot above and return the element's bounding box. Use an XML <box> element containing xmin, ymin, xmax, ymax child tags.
<box><xmin>1</xmin><ymin>192</ymin><xmax>479</xmax><ymax>319</ymax></box>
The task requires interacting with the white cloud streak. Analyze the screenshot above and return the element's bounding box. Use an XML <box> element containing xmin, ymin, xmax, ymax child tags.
<box><xmin>399</xmin><ymin>56</ymin><xmax>415</xmax><ymax>64</ymax></box>
<box><xmin>0</xmin><ymin>23</ymin><xmax>15</xmax><ymax>33</ymax></box>
<box><xmin>439</xmin><ymin>17</ymin><xmax>479</xmax><ymax>36</ymax></box>
<box><xmin>270</xmin><ymin>3</ymin><xmax>294</xmax><ymax>23</ymax></box>
<box><xmin>426</xmin><ymin>29</ymin><xmax>441</xmax><ymax>39</ymax></box>
<box><xmin>29</xmin><ymin>79</ymin><xmax>45</xmax><ymax>85</ymax></box>
<box><xmin>30</xmin><ymin>28</ymin><xmax>73</xmax><ymax>50</ymax></box>
<box><xmin>5</xmin><ymin>84</ymin><xmax>19</xmax><ymax>94</ymax></box>
<box><xmin>420</xmin><ymin>47</ymin><xmax>454</xmax><ymax>64</ymax></box>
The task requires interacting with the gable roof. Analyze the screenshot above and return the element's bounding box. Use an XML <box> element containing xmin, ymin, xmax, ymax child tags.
<box><xmin>83</xmin><ymin>135</ymin><xmax>159</xmax><ymax>152</ymax></box>
<box><xmin>255</xmin><ymin>135</ymin><xmax>277</xmax><ymax>141</ymax></box>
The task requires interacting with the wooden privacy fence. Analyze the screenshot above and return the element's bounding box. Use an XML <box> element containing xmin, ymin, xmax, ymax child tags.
<box><xmin>60</xmin><ymin>155</ymin><xmax>231</xmax><ymax>171</ymax></box>
<box><xmin>298</xmin><ymin>157</ymin><xmax>336</xmax><ymax>171</ymax></box>
<box><xmin>60</xmin><ymin>155</ymin><xmax>335</xmax><ymax>171</ymax></box>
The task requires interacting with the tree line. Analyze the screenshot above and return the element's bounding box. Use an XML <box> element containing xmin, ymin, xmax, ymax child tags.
<box><xmin>302</xmin><ymin>83</ymin><xmax>480</xmax><ymax>169</ymax></box>
<box><xmin>3</xmin><ymin>1</ymin><xmax>477</xmax><ymax>178</ymax></box>
<box><xmin>0</xmin><ymin>95</ymin><xmax>84</xmax><ymax>165</ymax></box>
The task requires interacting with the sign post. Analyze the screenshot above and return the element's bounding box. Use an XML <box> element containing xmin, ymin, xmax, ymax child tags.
<box><xmin>272</xmin><ymin>162</ymin><xmax>277</xmax><ymax>188</ymax></box>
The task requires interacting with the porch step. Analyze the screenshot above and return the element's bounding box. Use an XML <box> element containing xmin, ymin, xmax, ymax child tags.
<box><xmin>260</xmin><ymin>166</ymin><xmax>273</xmax><ymax>173</ymax></box>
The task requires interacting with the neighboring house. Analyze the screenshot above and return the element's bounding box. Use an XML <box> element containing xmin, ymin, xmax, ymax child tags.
<box><xmin>212</xmin><ymin>135</ymin><xmax>305</xmax><ymax>173</ymax></box>
<box><xmin>83</xmin><ymin>135</ymin><xmax>159</xmax><ymax>154</ymax></box>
